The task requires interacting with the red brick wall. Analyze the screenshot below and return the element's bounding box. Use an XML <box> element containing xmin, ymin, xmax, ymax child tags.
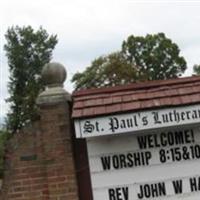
<box><xmin>1</xmin><ymin>102</ymin><xmax>79</xmax><ymax>200</ymax></box>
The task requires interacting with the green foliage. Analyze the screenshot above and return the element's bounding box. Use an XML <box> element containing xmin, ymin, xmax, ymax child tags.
<box><xmin>193</xmin><ymin>64</ymin><xmax>200</xmax><ymax>75</ymax></box>
<box><xmin>72</xmin><ymin>52</ymin><xmax>144</xmax><ymax>90</ymax></box>
<box><xmin>122</xmin><ymin>33</ymin><xmax>187</xmax><ymax>80</ymax></box>
<box><xmin>72</xmin><ymin>33</ymin><xmax>187</xmax><ymax>90</ymax></box>
<box><xmin>0</xmin><ymin>130</ymin><xmax>10</xmax><ymax>178</ymax></box>
<box><xmin>4</xmin><ymin>26</ymin><xmax>58</xmax><ymax>133</ymax></box>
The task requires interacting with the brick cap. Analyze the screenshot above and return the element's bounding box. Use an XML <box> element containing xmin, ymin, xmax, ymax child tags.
<box><xmin>37</xmin><ymin>86</ymin><xmax>71</xmax><ymax>105</ymax></box>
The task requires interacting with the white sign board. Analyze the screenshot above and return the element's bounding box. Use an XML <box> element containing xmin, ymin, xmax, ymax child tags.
<box><xmin>87</xmin><ymin>127</ymin><xmax>200</xmax><ymax>200</ymax></box>
<box><xmin>74</xmin><ymin>104</ymin><xmax>200</xmax><ymax>138</ymax></box>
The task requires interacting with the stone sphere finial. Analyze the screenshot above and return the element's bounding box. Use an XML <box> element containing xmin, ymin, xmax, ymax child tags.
<box><xmin>37</xmin><ymin>62</ymin><xmax>71</xmax><ymax>105</ymax></box>
<box><xmin>42</xmin><ymin>62</ymin><xmax>67</xmax><ymax>87</ymax></box>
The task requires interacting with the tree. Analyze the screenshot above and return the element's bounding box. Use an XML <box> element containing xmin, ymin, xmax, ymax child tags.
<box><xmin>193</xmin><ymin>64</ymin><xmax>200</xmax><ymax>75</ymax></box>
<box><xmin>0</xmin><ymin>130</ymin><xmax>10</xmax><ymax>178</ymax></box>
<box><xmin>72</xmin><ymin>33</ymin><xmax>187</xmax><ymax>90</ymax></box>
<box><xmin>72</xmin><ymin>52</ymin><xmax>145</xmax><ymax>90</ymax></box>
<box><xmin>122</xmin><ymin>33</ymin><xmax>187</xmax><ymax>80</ymax></box>
<box><xmin>4</xmin><ymin>26</ymin><xmax>58</xmax><ymax>133</ymax></box>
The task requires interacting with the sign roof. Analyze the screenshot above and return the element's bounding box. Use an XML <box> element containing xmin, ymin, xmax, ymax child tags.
<box><xmin>72</xmin><ymin>75</ymin><xmax>200</xmax><ymax>119</ymax></box>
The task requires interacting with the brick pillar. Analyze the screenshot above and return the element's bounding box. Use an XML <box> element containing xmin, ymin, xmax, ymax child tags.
<box><xmin>36</xmin><ymin>62</ymin><xmax>79</xmax><ymax>200</ymax></box>
<box><xmin>0</xmin><ymin>62</ymin><xmax>80</xmax><ymax>200</ymax></box>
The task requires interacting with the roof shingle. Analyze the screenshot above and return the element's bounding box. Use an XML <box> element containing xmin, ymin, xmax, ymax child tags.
<box><xmin>72</xmin><ymin>76</ymin><xmax>200</xmax><ymax>119</ymax></box>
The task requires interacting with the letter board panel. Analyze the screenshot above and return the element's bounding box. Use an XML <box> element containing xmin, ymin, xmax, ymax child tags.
<box><xmin>87</xmin><ymin>127</ymin><xmax>200</xmax><ymax>199</ymax></box>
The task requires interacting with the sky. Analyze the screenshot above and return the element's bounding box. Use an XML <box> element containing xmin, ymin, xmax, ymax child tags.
<box><xmin>1</xmin><ymin>0</ymin><xmax>200</xmax><ymax>122</ymax></box>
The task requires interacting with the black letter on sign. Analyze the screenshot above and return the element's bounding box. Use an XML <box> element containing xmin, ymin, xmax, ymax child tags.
<box><xmin>108</xmin><ymin>189</ymin><xmax>116</xmax><ymax>200</ymax></box>
<box><xmin>101</xmin><ymin>156</ymin><xmax>111</xmax><ymax>170</ymax></box>
<box><xmin>137</xmin><ymin>136</ymin><xmax>147</xmax><ymax>149</ymax></box>
<box><xmin>109</xmin><ymin>117</ymin><xmax>119</xmax><ymax>133</ymax></box>
<box><xmin>172</xmin><ymin>180</ymin><xmax>183</xmax><ymax>194</ymax></box>
<box><xmin>83</xmin><ymin>121</ymin><xmax>94</xmax><ymax>133</ymax></box>
<box><xmin>152</xmin><ymin>112</ymin><xmax>162</xmax><ymax>124</ymax></box>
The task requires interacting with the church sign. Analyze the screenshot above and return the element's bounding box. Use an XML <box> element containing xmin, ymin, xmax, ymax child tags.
<box><xmin>72</xmin><ymin>76</ymin><xmax>200</xmax><ymax>200</ymax></box>
<box><xmin>74</xmin><ymin>103</ymin><xmax>200</xmax><ymax>199</ymax></box>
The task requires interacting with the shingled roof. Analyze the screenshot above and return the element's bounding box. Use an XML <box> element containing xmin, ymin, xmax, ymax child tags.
<box><xmin>72</xmin><ymin>75</ymin><xmax>200</xmax><ymax>119</ymax></box>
